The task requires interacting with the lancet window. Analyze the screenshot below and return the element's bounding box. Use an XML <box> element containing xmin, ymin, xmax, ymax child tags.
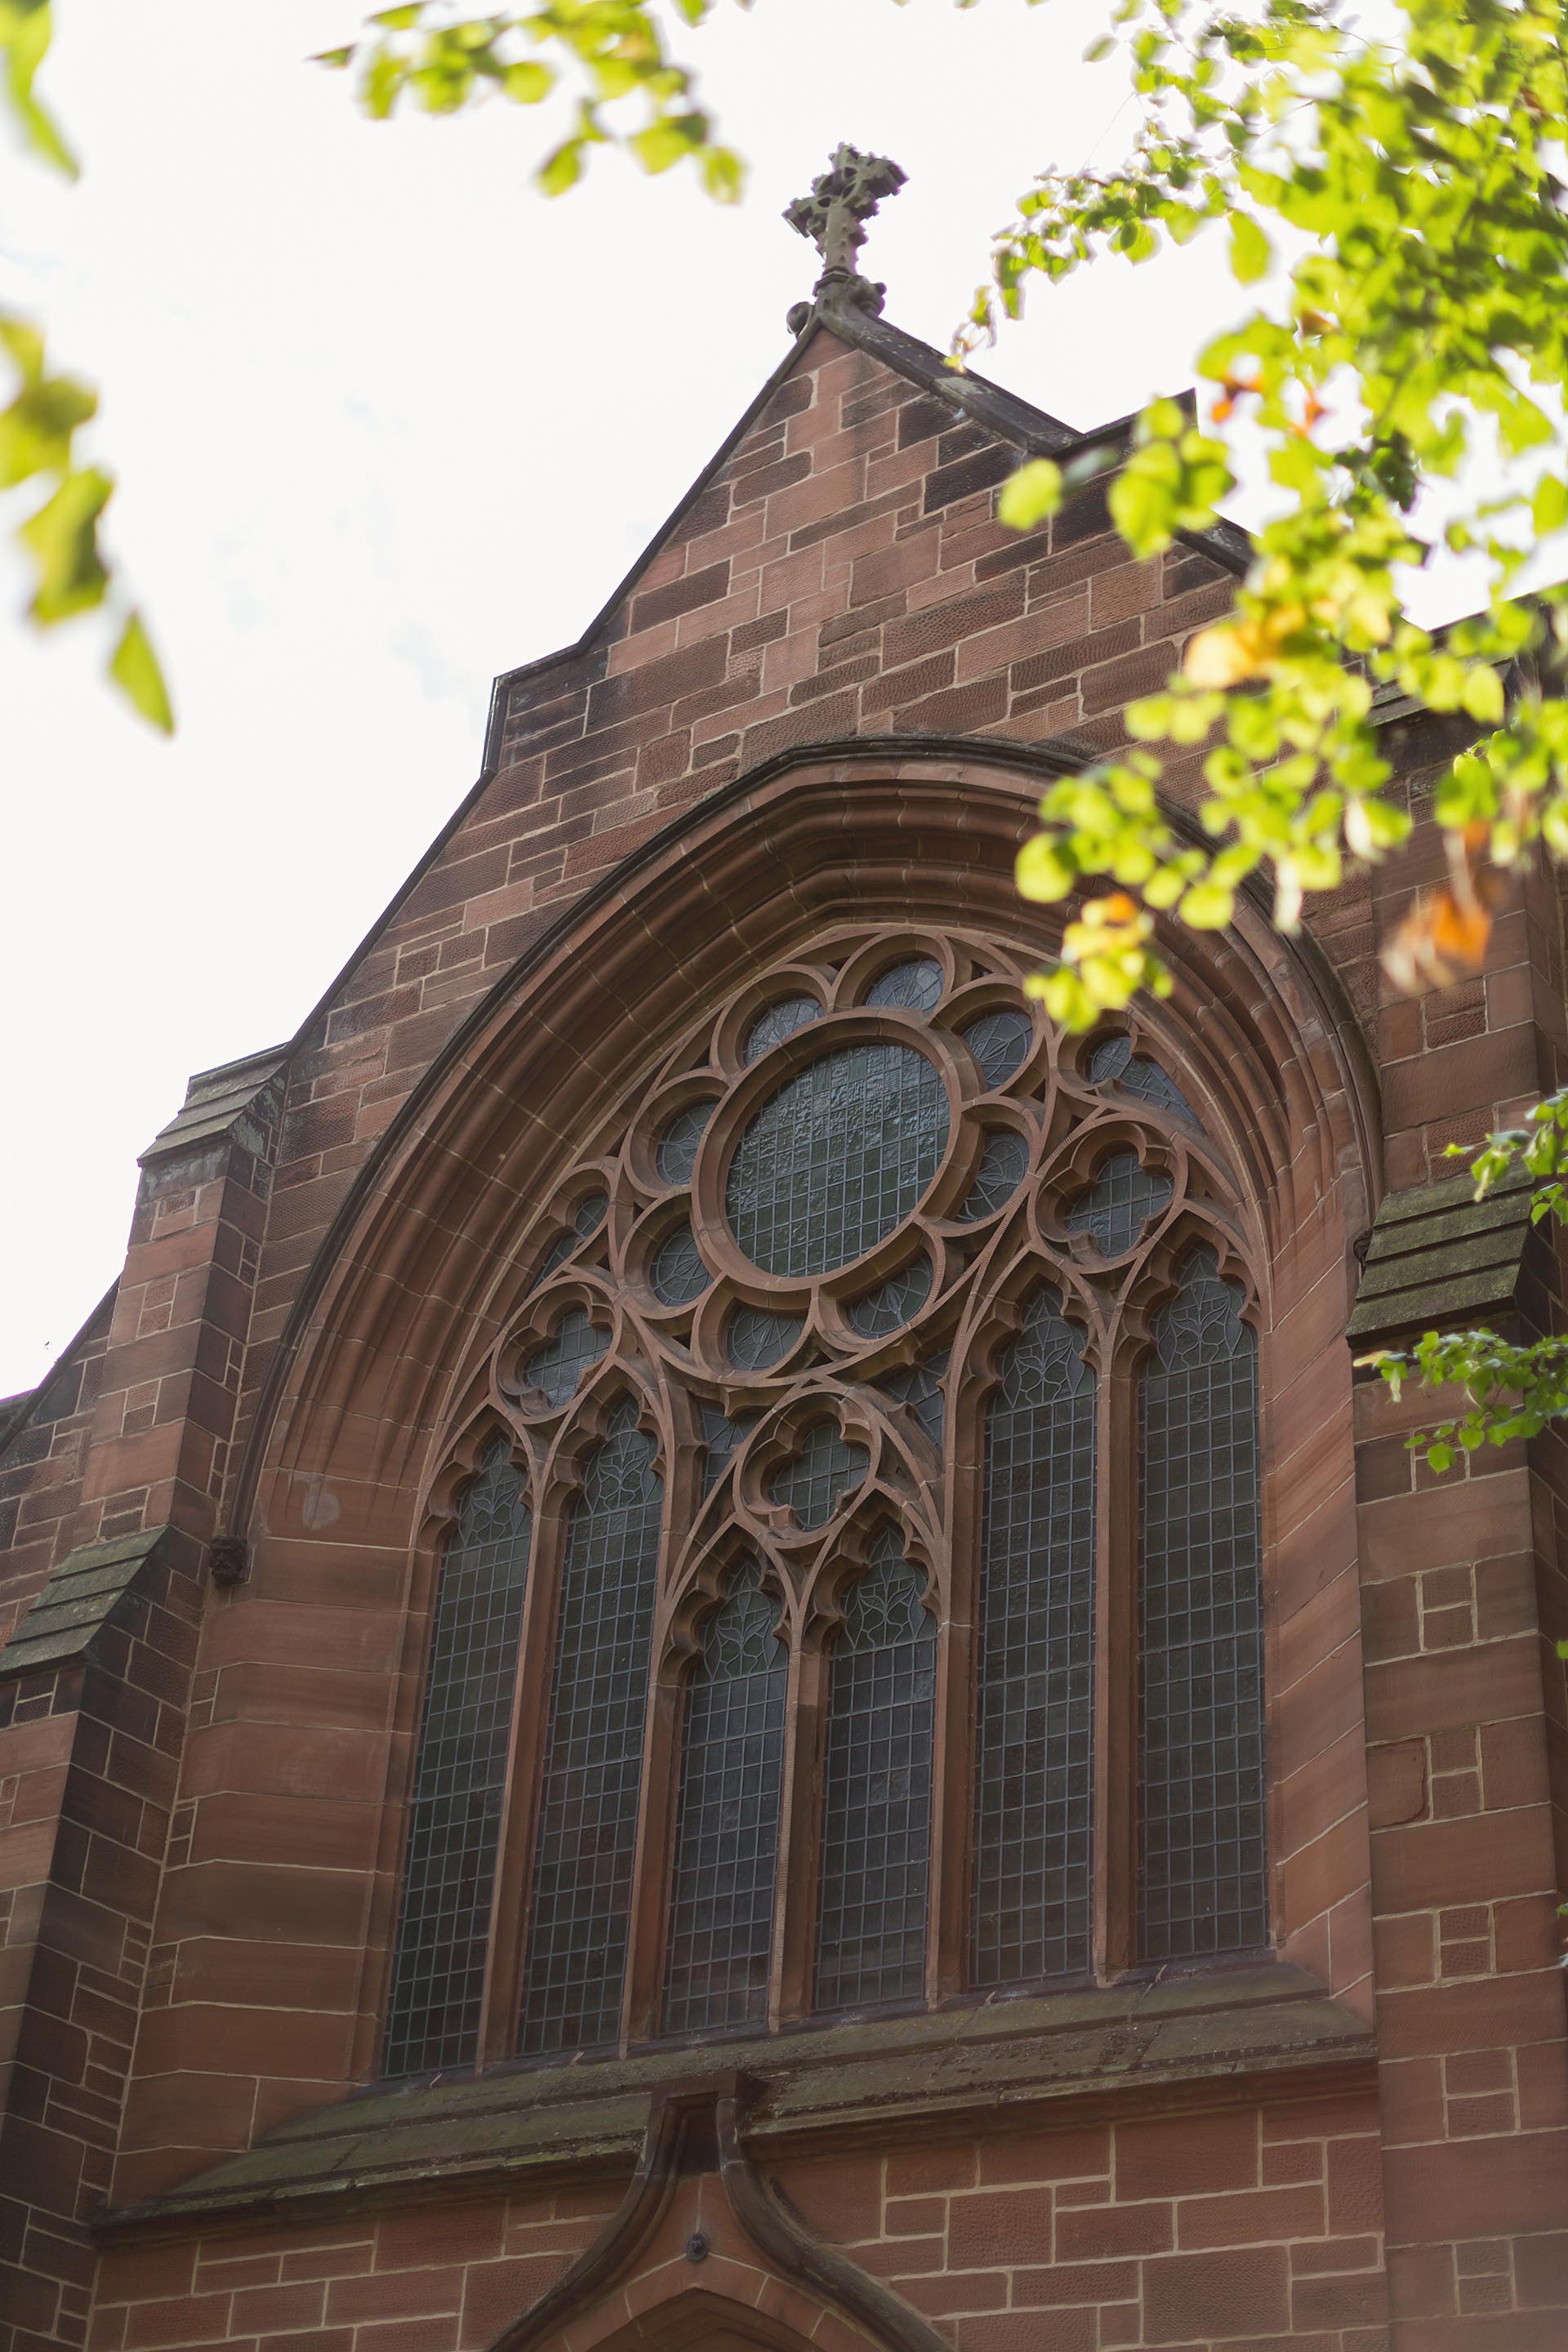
<box><xmin>382</xmin><ymin>925</ymin><xmax>1268</xmax><ymax>2073</ymax></box>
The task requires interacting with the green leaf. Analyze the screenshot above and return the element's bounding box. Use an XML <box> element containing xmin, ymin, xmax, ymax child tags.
<box><xmin>0</xmin><ymin>315</ymin><xmax>45</xmax><ymax>385</ymax></box>
<box><xmin>1016</xmin><ymin>835</ymin><xmax>1078</xmax><ymax>902</ymax></box>
<box><xmin>1533</xmin><ymin>475</ymin><xmax>1568</xmax><ymax>537</ymax></box>
<box><xmin>19</xmin><ymin>465</ymin><xmax>112</xmax><ymax>622</ymax></box>
<box><xmin>1229</xmin><ymin>212</ymin><xmax>1271</xmax><ymax>284</ymax></box>
<box><xmin>2</xmin><ymin>0</ymin><xmax>78</xmax><ymax>176</ymax></box>
<box><xmin>109</xmin><ymin>611</ymin><xmax>174</xmax><ymax>733</ymax></box>
<box><xmin>630</xmin><ymin>112</ymin><xmax>709</xmax><ymax>176</ymax></box>
<box><xmin>502</xmin><ymin>59</ymin><xmax>553</xmax><ymax>101</ymax></box>
<box><xmin>369</xmin><ymin>4</ymin><xmax>424</xmax><ymax>26</ymax></box>
<box><xmin>1178</xmin><ymin>881</ymin><xmax>1235</xmax><ymax>929</ymax></box>
<box><xmin>998</xmin><ymin>459</ymin><xmax>1063</xmax><ymax>532</ymax></box>
<box><xmin>537</xmin><ymin>137</ymin><xmax>583</xmax><ymax>196</ymax></box>
<box><xmin>1459</xmin><ymin>666</ymin><xmax>1505</xmax><ymax>723</ymax></box>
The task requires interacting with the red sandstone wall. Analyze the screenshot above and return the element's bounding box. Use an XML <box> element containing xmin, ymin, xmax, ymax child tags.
<box><xmin>3</xmin><ymin>314</ymin><xmax>1568</xmax><ymax>2352</ymax></box>
<box><xmin>90</xmin><ymin>2103</ymin><xmax>1388</xmax><ymax>2352</ymax></box>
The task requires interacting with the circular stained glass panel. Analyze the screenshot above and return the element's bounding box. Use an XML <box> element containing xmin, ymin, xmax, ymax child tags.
<box><xmin>726</xmin><ymin>1043</ymin><xmax>948</xmax><ymax>1279</ymax></box>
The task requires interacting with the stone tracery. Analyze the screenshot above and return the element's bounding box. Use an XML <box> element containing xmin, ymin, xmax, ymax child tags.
<box><xmin>385</xmin><ymin>918</ymin><xmax>1266</xmax><ymax>2070</ymax></box>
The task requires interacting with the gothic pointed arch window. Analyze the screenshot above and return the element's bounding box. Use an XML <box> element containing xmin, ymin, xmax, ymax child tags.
<box><xmin>381</xmin><ymin>933</ymin><xmax>1269</xmax><ymax>2070</ymax></box>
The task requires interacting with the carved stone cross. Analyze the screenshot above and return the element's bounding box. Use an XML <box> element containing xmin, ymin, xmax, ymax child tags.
<box><xmin>784</xmin><ymin>142</ymin><xmax>906</xmax><ymax>330</ymax></box>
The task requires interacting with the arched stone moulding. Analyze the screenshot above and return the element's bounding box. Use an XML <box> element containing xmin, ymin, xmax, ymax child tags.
<box><xmin>215</xmin><ymin>740</ymin><xmax>1380</xmax><ymax>2101</ymax></box>
<box><xmin>240</xmin><ymin>739</ymin><xmax>1379</xmax><ymax>1535</ymax></box>
<box><xmin>484</xmin><ymin>2079</ymin><xmax>947</xmax><ymax>2352</ymax></box>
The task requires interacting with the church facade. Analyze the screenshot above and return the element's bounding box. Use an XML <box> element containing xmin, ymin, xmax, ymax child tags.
<box><xmin>2</xmin><ymin>160</ymin><xmax>1567</xmax><ymax>2352</ymax></box>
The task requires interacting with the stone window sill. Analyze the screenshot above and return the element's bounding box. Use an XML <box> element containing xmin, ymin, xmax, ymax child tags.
<box><xmin>99</xmin><ymin>1961</ymin><xmax>1374</xmax><ymax>2235</ymax></box>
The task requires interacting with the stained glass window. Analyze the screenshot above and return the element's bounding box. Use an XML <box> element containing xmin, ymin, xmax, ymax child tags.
<box><xmin>815</xmin><ymin>1531</ymin><xmax>935</xmax><ymax>2011</ymax></box>
<box><xmin>744</xmin><ymin>996</ymin><xmax>822</xmax><ymax>1062</ymax></box>
<box><xmin>1089</xmin><ymin>1034</ymin><xmax>1201</xmax><ymax>1129</ymax></box>
<box><xmin>957</xmin><ymin>1130</ymin><xmax>1029</xmax><ymax>1223</ymax></box>
<box><xmin>384</xmin><ymin>1442</ymin><xmax>531</xmax><ymax>2075</ymax></box>
<box><xmin>699</xmin><ymin>1401</ymin><xmax>755</xmax><ymax>1494</ymax></box>
<box><xmin>727</xmin><ymin>1303</ymin><xmax>804</xmax><ymax>1370</ymax></box>
<box><xmin>534</xmin><ymin>1193</ymin><xmax>608</xmax><ymax>1285</ymax></box>
<box><xmin>518</xmin><ymin>1401</ymin><xmax>662</xmax><ymax>2054</ymax></box>
<box><xmin>973</xmin><ymin>1296</ymin><xmax>1096</xmax><ymax>1987</ymax></box>
<box><xmin>657</xmin><ymin>1104</ymin><xmax>714</xmax><ymax>1185</ymax></box>
<box><xmin>880</xmin><ymin>1349</ymin><xmax>949</xmax><ymax>1450</ymax></box>
<box><xmin>649</xmin><ymin>1221</ymin><xmax>710</xmax><ymax>1307</ymax></box>
<box><xmin>663</xmin><ymin>1560</ymin><xmax>786</xmax><ymax>2034</ymax></box>
<box><xmin>961</xmin><ymin>1008</ymin><xmax>1033</xmax><ymax>1088</ymax></box>
<box><xmin>394</xmin><ymin>944</ymin><xmax>1268</xmax><ymax>2072</ymax></box>
<box><xmin>1066</xmin><ymin>1151</ymin><xmax>1174</xmax><ymax>1258</ymax></box>
<box><xmin>848</xmin><ymin>1254</ymin><xmax>932</xmax><ymax>1339</ymax></box>
<box><xmin>768</xmin><ymin>1419</ymin><xmax>868</xmax><ymax>1530</ymax></box>
<box><xmin>726</xmin><ymin>1043</ymin><xmax>948</xmax><ymax>1277</ymax></box>
<box><xmin>866</xmin><ymin>956</ymin><xmax>945</xmax><ymax>1011</ymax></box>
<box><xmin>524</xmin><ymin>1306</ymin><xmax>610</xmax><ymax>1406</ymax></box>
<box><xmin>1138</xmin><ymin>1248</ymin><xmax>1266</xmax><ymax>1961</ymax></box>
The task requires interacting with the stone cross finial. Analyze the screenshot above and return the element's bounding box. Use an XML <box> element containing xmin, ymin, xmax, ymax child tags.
<box><xmin>784</xmin><ymin>143</ymin><xmax>906</xmax><ymax>333</ymax></box>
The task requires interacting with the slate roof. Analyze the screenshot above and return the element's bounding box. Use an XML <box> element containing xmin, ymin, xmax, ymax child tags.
<box><xmin>140</xmin><ymin>1046</ymin><xmax>287</xmax><ymax>1166</ymax></box>
<box><xmin>0</xmin><ymin>1525</ymin><xmax>169</xmax><ymax>1680</ymax></box>
<box><xmin>1347</xmin><ymin>1165</ymin><xmax>1537</xmax><ymax>1349</ymax></box>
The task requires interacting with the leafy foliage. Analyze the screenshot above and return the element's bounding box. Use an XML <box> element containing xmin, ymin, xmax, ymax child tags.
<box><xmin>954</xmin><ymin>0</ymin><xmax>1568</xmax><ymax>1462</ymax></box>
<box><xmin>0</xmin><ymin>1</ymin><xmax>172</xmax><ymax>727</ymax></box>
<box><xmin>319</xmin><ymin>2</ymin><xmax>746</xmax><ymax>199</ymax></box>
<box><xmin>966</xmin><ymin>0</ymin><xmax>1568</xmax><ymax>1033</ymax></box>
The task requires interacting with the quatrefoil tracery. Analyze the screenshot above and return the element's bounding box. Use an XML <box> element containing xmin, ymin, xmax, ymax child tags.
<box><xmin>438</xmin><ymin>925</ymin><xmax>1253</xmax><ymax>1655</ymax></box>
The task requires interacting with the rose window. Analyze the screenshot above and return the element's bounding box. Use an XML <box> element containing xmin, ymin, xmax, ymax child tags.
<box><xmin>381</xmin><ymin>924</ymin><xmax>1266</xmax><ymax>2078</ymax></box>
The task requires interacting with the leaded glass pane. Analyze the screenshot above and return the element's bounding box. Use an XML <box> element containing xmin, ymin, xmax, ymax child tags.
<box><xmin>1139</xmin><ymin>1248</ymin><xmax>1266</xmax><ymax>1962</ymax></box>
<box><xmin>973</xmin><ymin>1296</ymin><xmax>1096</xmax><ymax>1987</ymax></box>
<box><xmin>663</xmin><ymin>1561</ymin><xmax>786</xmax><ymax>2035</ymax></box>
<box><xmin>768</xmin><ymin>1419</ymin><xmax>868</xmax><ymax>1530</ymax></box>
<box><xmin>524</xmin><ymin>1306</ymin><xmax>610</xmax><ymax>1405</ymax></box>
<box><xmin>744</xmin><ymin>996</ymin><xmax>822</xmax><ymax>1062</ymax></box>
<box><xmin>1089</xmin><ymin>1035</ymin><xmax>1200</xmax><ymax>1128</ymax></box>
<box><xmin>1120</xmin><ymin>1056</ymin><xmax>1200</xmax><ymax>1127</ymax></box>
<box><xmin>848</xmin><ymin>1255</ymin><xmax>932</xmax><ymax>1339</ymax></box>
<box><xmin>699</xmin><ymin>1401</ymin><xmax>755</xmax><ymax>1494</ymax></box>
<box><xmin>726</xmin><ymin>1044</ymin><xmax>948</xmax><ymax>1277</ymax></box>
<box><xmin>1066</xmin><ymin>1151</ymin><xmax>1174</xmax><ymax>1258</ymax></box>
<box><xmin>657</xmin><ymin>1103</ymin><xmax>714</xmax><ymax>1185</ymax></box>
<box><xmin>957</xmin><ymin>1130</ymin><xmax>1029</xmax><ymax>1224</ymax></box>
<box><xmin>649</xmin><ymin>1221</ymin><xmax>710</xmax><ymax>1307</ymax></box>
<box><xmin>727</xmin><ymin>1304</ymin><xmax>804</xmax><ymax>1370</ymax></box>
<box><xmin>384</xmin><ymin>1442</ymin><xmax>531</xmax><ymax>2075</ymax></box>
<box><xmin>866</xmin><ymin>956</ymin><xmax>944</xmax><ymax>1011</ymax></box>
<box><xmin>1087</xmin><ymin>1034</ymin><xmax>1134</xmax><ymax>1085</ymax></box>
<box><xmin>533</xmin><ymin>1193</ymin><xmax>608</xmax><ymax>1287</ymax></box>
<box><xmin>815</xmin><ymin>1531</ymin><xmax>935</xmax><ymax>2011</ymax></box>
<box><xmin>880</xmin><ymin>1349</ymin><xmax>949</xmax><ymax>1450</ymax></box>
<box><xmin>960</xmin><ymin>1008</ymin><xmax>1033</xmax><ymax>1087</ymax></box>
<box><xmin>519</xmin><ymin>1401</ymin><xmax>662</xmax><ymax>2054</ymax></box>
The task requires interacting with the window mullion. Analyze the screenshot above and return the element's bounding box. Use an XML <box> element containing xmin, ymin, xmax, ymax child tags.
<box><xmin>477</xmin><ymin>1488</ymin><xmax>565</xmax><ymax>2065</ymax></box>
<box><xmin>931</xmin><ymin>1418</ymin><xmax>975</xmax><ymax>2006</ymax></box>
<box><xmin>771</xmin><ymin>1634</ymin><xmax>824</xmax><ymax>2026</ymax></box>
<box><xmin>620</xmin><ymin>1666</ymin><xmax>681</xmax><ymax>2048</ymax></box>
<box><xmin>1095</xmin><ymin>1349</ymin><xmax>1138</xmax><ymax>1984</ymax></box>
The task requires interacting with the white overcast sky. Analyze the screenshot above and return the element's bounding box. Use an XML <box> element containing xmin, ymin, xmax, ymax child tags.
<box><xmin>0</xmin><ymin>0</ymin><xmax>1428</xmax><ymax>1392</ymax></box>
